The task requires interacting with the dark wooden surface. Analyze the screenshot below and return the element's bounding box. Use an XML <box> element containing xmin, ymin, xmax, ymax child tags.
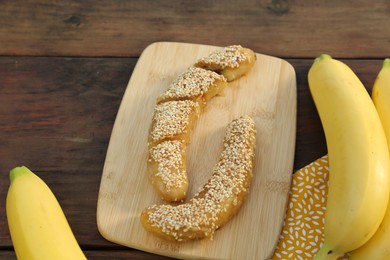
<box><xmin>0</xmin><ymin>1</ymin><xmax>388</xmax><ymax>259</ymax></box>
<box><xmin>1</xmin><ymin>0</ymin><xmax>390</xmax><ymax>58</ymax></box>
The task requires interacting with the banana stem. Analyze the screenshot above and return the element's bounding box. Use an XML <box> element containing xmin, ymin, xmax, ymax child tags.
<box><xmin>9</xmin><ymin>166</ymin><xmax>30</xmax><ymax>183</ymax></box>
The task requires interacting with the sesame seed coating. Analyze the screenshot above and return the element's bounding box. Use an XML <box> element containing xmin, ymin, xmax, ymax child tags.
<box><xmin>147</xmin><ymin>45</ymin><xmax>256</xmax><ymax>203</ymax></box>
<box><xmin>149</xmin><ymin>140</ymin><xmax>187</xmax><ymax>192</ymax></box>
<box><xmin>196</xmin><ymin>45</ymin><xmax>248</xmax><ymax>69</ymax></box>
<box><xmin>149</xmin><ymin>100</ymin><xmax>200</xmax><ymax>143</ymax></box>
<box><xmin>157</xmin><ymin>67</ymin><xmax>227</xmax><ymax>102</ymax></box>
<box><xmin>142</xmin><ymin>116</ymin><xmax>256</xmax><ymax>241</ymax></box>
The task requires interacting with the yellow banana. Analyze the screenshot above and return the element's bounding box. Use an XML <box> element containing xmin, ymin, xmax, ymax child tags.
<box><xmin>349</xmin><ymin>58</ymin><xmax>390</xmax><ymax>260</ymax></box>
<box><xmin>6</xmin><ymin>166</ymin><xmax>86</xmax><ymax>260</ymax></box>
<box><xmin>308</xmin><ymin>55</ymin><xmax>390</xmax><ymax>260</ymax></box>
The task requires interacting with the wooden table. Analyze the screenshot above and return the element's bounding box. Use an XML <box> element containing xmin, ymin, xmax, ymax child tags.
<box><xmin>0</xmin><ymin>1</ymin><xmax>388</xmax><ymax>259</ymax></box>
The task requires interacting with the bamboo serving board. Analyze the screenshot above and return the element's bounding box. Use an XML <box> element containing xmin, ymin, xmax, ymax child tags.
<box><xmin>97</xmin><ymin>42</ymin><xmax>297</xmax><ymax>260</ymax></box>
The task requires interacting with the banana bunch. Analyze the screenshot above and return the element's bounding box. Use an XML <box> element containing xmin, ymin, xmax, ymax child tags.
<box><xmin>348</xmin><ymin>59</ymin><xmax>390</xmax><ymax>259</ymax></box>
<box><xmin>308</xmin><ymin>55</ymin><xmax>390</xmax><ymax>260</ymax></box>
<box><xmin>6</xmin><ymin>166</ymin><xmax>86</xmax><ymax>260</ymax></box>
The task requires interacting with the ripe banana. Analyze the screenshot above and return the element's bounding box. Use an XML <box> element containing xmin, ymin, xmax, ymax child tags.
<box><xmin>308</xmin><ymin>55</ymin><xmax>390</xmax><ymax>260</ymax></box>
<box><xmin>6</xmin><ymin>166</ymin><xmax>86</xmax><ymax>260</ymax></box>
<box><xmin>349</xmin><ymin>58</ymin><xmax>390</xmax><ymax>260</ymax></box>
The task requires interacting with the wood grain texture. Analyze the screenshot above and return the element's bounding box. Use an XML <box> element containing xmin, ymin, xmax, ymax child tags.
<box><xmin>1</xmin><ymin>0</ymin><xmax>388</xmax><ymax>258</ymax></box>
<box><xmin>0</xmin><ymin>56</ymin><xmax>384</xmax><ymax>259</ymax></box>
<box><xmin>97</xmin><ymin>42</ymin><xmax>296</xmax><ymax>260</ymax></box>
<box><xmin>0</xmin><ymin>0</ymin><xmax>389</xmax><ymax>57</ymax></box>
<box><xmin>0</xmin><ymin>57</ymin><xmax>136</xmax><ymax>248</ymax></box>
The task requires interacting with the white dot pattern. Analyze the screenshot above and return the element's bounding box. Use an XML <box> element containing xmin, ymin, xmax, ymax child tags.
<box><xmin>272</xmin><ymin>155</ymin><xmax>348</xmax><ymax>260</ymax></box>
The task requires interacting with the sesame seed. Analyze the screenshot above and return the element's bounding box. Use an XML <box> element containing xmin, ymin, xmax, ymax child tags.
<box><xmin>149</xmin><ymin>100</ymin><xmax>200</xmax><ymax>143</ymax></box>
<box><xmin>195</xmin><ymin>45</ymin><xmax>248</xmax><ymax>69</ymax></box>
<box><xmin>157</xmin><ymin>67</ymin><xmax>227</xmax><ymax>103</ymax></box>
<box><xmin>149</xmin><ymin>140</ymin><xmax>187</xmax><ymax>191</ymax></box>
<box><xmin>143</xmin><ymin>116</ymin><xmax>256</xmax><ymax>241</ymax></box>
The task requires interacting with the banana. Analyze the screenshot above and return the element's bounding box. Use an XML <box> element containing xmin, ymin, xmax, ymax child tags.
<box><xmin>349</xmin><ymin>58</ymin><xmax>390</xmax><ymax>260</ymax></box>
<box><xmin>6</xmin><ymin>166</ymin><xmax>86</xmax><ymax>260</ymax></box>
<box><xmin>308</xmin><ymin>55</ymin><xmax>390</xmax><ymax>260</ymax></box>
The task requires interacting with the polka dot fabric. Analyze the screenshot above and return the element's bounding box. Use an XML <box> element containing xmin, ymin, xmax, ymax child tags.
<box><xmin>272</xmin><ymin>155</ymin><xmax>348</xmax><ymax>260</ymax></box>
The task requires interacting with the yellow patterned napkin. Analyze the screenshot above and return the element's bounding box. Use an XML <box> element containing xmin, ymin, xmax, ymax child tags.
<box><xmin>273</xmin><ymin>155</ymin><xmax>330</xmax><ymax>260</ymax></box>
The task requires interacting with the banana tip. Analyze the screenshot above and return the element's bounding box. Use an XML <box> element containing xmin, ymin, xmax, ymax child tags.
<box><xmin>9</xmin><ymin>166</ymin><xmax>30</xmax><ymax>183</ymax></box>
<box><xmin>314</xmin><ymin>54</ymin><xmax>332</xmax><ymax>64</ymax></box>
<box><xmin>383</xmin><ymin>58</ymin><xmax>390</xmax><ymax>68</ymax></box>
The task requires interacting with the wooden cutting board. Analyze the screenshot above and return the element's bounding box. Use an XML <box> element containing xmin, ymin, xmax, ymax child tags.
<box><xmin>97</xmin><ymin>42</ymin><xmax>297</xmax><ymax>260</ymax></box>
